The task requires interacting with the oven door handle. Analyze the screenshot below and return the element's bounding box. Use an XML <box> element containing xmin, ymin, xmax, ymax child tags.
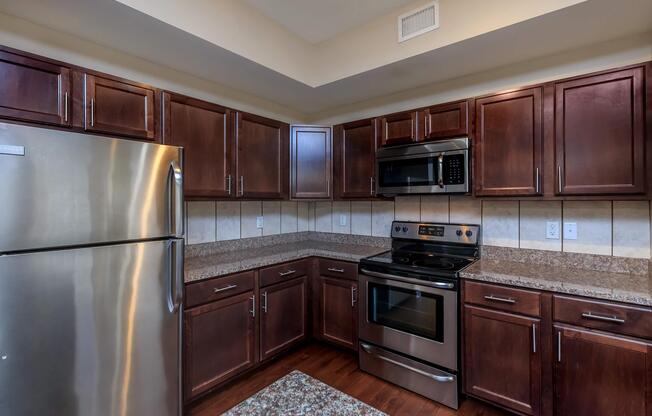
<box><xmin>360</xmin><ymin>269</ymin><xmax>454</xmax><ymax>289</ymax></box>
<box><xmin>360</xmin><ymin>343</ymin><xmax>455</xmax><ymax>383</ymax></box>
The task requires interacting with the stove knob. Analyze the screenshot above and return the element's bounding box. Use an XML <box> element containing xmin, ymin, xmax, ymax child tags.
<box><xmin>456</xmin><ymin>229</ymin><xmax>463</xmax><ymax>237</ymax></box>
<box><xmin>465</xmin><ymin>230</ymin><xmax>473</xmax><ymax>237</ymax></box>
<box><xmin>394</xmin><ymin>226</ymin><xmax>401</xmax><ymax>232</ymax></box>
<box><xmin>402</xmin><ymin>227</ymin><xmax>408</xmax><ymax>233</ymax></box>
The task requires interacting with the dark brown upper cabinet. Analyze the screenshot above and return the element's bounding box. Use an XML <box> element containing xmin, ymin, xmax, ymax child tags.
<box><xmin>333</xmin><ymin>118</ymin><xmax>378</xmax><ymax>199</ymax></box>
<box><xmin>555</xmin><ymin>67</ymin><xmax>646</xmax><ymax>195</ymax></box>
<box><xmin>422</xmin><ymin>100</ymin><xmax>469</xmax><ymax>141</ymax></box>
<box><xmin>475</xmin><ymin>87</ymin><xmax>543</xmax><ymax>196</ymax></box>
<box><xmin>83</xmin><ymin>73</ymin><xmax>156</xmax><ymax>140</ymax></box>
<box><xmin>162</xmin><ymin>92</ymin><xmax>233</xmax><ymax>199</ymax></box>
<box><xmin>0</xmin><ymin>49</ymin><xmax>71</xmax><ymax>127</ymax></box>
<box><xmin>234</xmin><ymin>112</ymin><xmax>289</xmax><ymax>199</ymax></box>
<box><xmin>290</xmin><ymin>125</ymin><xmax>331</xmax><ymax>199</ymax></box>
<box><xmin>378</xmin><ymin>110</ymin><xmax>420</xmax><ymax>146</ymax></box>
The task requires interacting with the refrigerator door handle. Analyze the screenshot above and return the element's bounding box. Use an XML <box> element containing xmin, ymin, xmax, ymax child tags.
<box><xmin>168</xmin><ymin>159</ymin><xmax>184</xmax><ymax>237</ymax></box>
<box><xmin>170</xmin><ymin>239</ymin><xmax>184</xmax><ymax>313</ymax></box>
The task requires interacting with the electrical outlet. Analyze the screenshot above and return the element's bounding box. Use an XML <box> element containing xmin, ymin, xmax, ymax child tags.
<box><xmin>546</xmin><ymin>221</ymin><xmax>560</xmax><ymax>239</ymax></box>
<box><xmin>339</xmin><ymin>214</ymin><xmax>347</xmax><ymax>226</ymax></box>
<box><xmin>563</xmin><ymin>222</ymin><xmax>577</xmax><ymax>240</ymax></box>
<box><xmin>256</xmin><ymin>216</ymin><xmax>264</xmax><ymax>229</ymax></box>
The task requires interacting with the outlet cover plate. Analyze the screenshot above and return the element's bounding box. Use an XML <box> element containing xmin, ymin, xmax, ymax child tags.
<box><xmin>339</xmin><ymin>214</ymin><xmax>347</xmax><ymax>226</ymax></box>
<box><xmin>563</xmin><ymin>222</ymin><xmax>577</xmax><ymax>240</ymax></box>
<box><xmin>546</xmin><ymin>221</ymin><xmax>560</xmax><ymax>239</ymax></box>
<box><xmin>256</xmin><ymin>216</ymin><xmax>264</xmax><ymax>229</ymax></box>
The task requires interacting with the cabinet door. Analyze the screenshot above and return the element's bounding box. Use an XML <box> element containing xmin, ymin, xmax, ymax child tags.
<box><xmin>379</xmin><ymin>110</ymin><xmax>419</xmax><ymax>146</ymax></box>
<box><xmin>464</xmin><ymin>305</ymin><xmax>541</xmax><ymax>416</ymax></box>
<box><xmin>260</xmin><ymin>277</ymin><xmax>307</xmax><ymax>361</ymax></box>
<box><xmin>235</xmin><ymin>112</ymin><xmax>289</xmax><ymax>199</ymax></box>
<box><xmin>290</xmin><ymin>125</ymin><xmax>331</xmax><ymax>199</ymax></box>
<box><xmin>333</xmin><ymin>119</ymin><xmax>377</xmax><ymax>199</ymax></box>
<box><xmin>475</xmin><ymin>87</ymin><xmax>543</xmax><ymax>196</ymax></box>
<box><xmin>555</xmin><ymin>67</ymin><xmax>645</xmax><ymax>195</ymax></box>
<box><xmin>0</xmin><ymin>50</ymin><xmax>71</xmax><ymax>126</ymax></box>
<box><xmin>184</xmin><ymin>291</ymin><xmax>256</xmax><ymax>400</ymax></box>
<box><xmin>84</xmin><ymin>73</ymin><xmax>156</xmax><ymax>140</ymax></box>
<box><xmin>423</xmin><ymin>101</ymin><xmax>468</xmax><ymax>140</ymax></box>
<box><xmin>162</xmin><ymin>92</ymin><xmax>233</xmax><ymax>198</ymax></box>
<box><xmin>554</xmin><ymin>325</ymin><xmax>651</xmax><ymax>416</ymax></box>
<box><xmin>319</xmin><ymin>276</ymin><xmax>357</xmax><ymax>350</ymax></box>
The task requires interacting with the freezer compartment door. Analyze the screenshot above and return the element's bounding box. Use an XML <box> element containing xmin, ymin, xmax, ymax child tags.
<box><xmin>0</xmin><ymin>122</ymin><xmax>183</xmax><ymax>252</ymax></box>
<box><xmin>0</xmin><ymin>239</ymin><xmax>182</xmax><ymax>416</ymax></box>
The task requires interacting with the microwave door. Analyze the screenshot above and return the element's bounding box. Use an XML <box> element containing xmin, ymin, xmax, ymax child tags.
<box><xmin>377</xmin><ymin>155</ymin><xmax>442</xmax><ymax>195</ymax></box>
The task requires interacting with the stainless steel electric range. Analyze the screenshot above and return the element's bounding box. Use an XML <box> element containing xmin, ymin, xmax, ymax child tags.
<box><xmin>358</xmin><ymin>221</ymin><xmax>480</xmax><ymax>410</ymax></box>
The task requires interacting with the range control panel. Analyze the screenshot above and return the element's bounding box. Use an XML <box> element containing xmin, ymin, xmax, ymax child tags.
<box><xmin>392</xmin><ymin>221</ymin><xmax>480</xmax><ymax>245</ymax></box>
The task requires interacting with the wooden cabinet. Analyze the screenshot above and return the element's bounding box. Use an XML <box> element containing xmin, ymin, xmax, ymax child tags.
<box><xmin>475</xmin><ymin>87</ymin><xmax>543</xmax><ymax>196</ymax></box>
<box><xmin>318</xmin><ymin>276</ymin><xmax>358</xmax><ymax>350</ymax></box>
<box><xmin>259</xmin><ymin>277</ymin><xmax>307</xmax><ymax>361</ymax></box>
<box><xmin>0</xmin><ymin>49</ymin><xmax>71</xmax><ymax>127</ymax></box>
<box><xmin>422</xmin><ymin>100</ymin><xmax>469</xmax><ymax>140</ymax></box>
<box><xmin>83</xmin><ymin>73</ymin><xmax>157</xmax><ymax>140</ymax></box>
<box><xmin>378</xmin><ymin>110</ymin><xmax>420</xmax><ymax>146</ymax></box>
<box><xmin>290</xmin><ymin>125</ymin><xmax>331</xmax><ymax>199</ymax></box>
<box><xmin>464</xmin><ymin>305</ymin><xmax>542</xmax><ymax>415</ymax></box>
<box><xmin>184</xmin><ymin>291</ymin><xmax>256</xmax><ymax>400</ymax></box>
<box><xmin>554</xmin><ymin>325</ymin><xmax>652</xmax><ymax>416</ymax></box>
<box><xmin>554</xmin><ymin>67</ymin><xmax>646</xmax><ymax>195</ymax></box>
<box><xmin>235</xmin><ymin>112</ymin><xmax>289</xmax><ymax>199</ymax></box>
<box><xmin>162</xmin><ymin>92</ymin><xmax>233</xmax><ymax>198</ymax></box>
<box><xmin>333</xmin><ymin>119</ymin><xmax>378</xmax><ymax>199</ymax></box>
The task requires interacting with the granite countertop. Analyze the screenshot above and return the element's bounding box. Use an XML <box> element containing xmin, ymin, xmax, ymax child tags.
<box><xmin>185</xmin><ymin>240</ymin><xmax>387</xmax><ymax>283</ymax></box>
<box><xmin>461</xmin><ymin>259</ymin><xmax>652</xmax><ymax>307</ymax></box>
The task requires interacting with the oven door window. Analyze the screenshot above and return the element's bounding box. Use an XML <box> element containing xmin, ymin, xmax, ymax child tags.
<box><xmin>368</xmin><ymin>282</ymin><xmax>444</xmax><ymax>342</ymax></box>
<box><xmin>377</xmin><ymin>157</ymin><xmax>437</xmax><ymax>188</ymax></box>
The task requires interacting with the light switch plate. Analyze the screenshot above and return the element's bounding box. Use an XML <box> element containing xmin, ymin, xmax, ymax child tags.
<box><xmin>339</xmin><ymin>214</ymin><xmax>347</xmax><ymax>226</ymax></box>
<box><xmin>256</xmin><ymin>216</ymin><xmax>264</xmax><ymax>229</ymax></box>
<box><xmin>546</xmin><ymin>221</ymin><xmax>560</xmax><ymax>239</ymax></box>
<box><xmin>563</xmin><ymin>222</ymin><xmax>577</xmax><ymax>240</ymax></box>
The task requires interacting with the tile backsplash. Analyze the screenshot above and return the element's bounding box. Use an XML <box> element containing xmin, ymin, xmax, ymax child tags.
<box><xmin>186</xmin><ymin>196</ymin><xmax>652</xmax><ymax>259</ymax></box>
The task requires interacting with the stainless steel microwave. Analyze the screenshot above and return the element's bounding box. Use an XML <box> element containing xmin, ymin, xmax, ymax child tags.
<box><xmin>376</xmin><ymin>138</ymin><xmax>470</xmax><ymax>195</ymax></box>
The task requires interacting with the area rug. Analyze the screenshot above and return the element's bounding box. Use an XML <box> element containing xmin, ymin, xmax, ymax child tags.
<box><xmin>223</xmin><ymin>370</ymin><xmax>387</xmax><ymax>415</ymax></box>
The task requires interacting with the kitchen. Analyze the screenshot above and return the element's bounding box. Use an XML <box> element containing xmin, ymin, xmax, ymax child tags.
<box><xmin>0</xmin><ymin>0</ymin><xmax>651</xmax><ymax>415</ymax></box>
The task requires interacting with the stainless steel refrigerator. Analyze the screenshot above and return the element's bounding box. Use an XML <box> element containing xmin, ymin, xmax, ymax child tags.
<box><xmin>0</xmin><ymin>122</ymin><xmax>184</xmax><ymax>415</ymax></box>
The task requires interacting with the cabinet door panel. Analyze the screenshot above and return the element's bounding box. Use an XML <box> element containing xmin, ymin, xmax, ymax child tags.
<box><xmin>0</xmin><ymin>50</ymin><xmax>71</xmax><ymax>126</ymax></box>
<box><xmin>554</xmin><ymin>325</ymin><xmax>651</xmax><ymax>416</ymax></box>
<box><xmin>333</xmin><ymin>119</ymin><xmax>377</xmax><ymax>199</ymax></box>
<box><xmin>291</xmin><ymin>125</ymin><xmax>331</xmax><ymax>199</ymax></box>
<box><xmin>260</xmin><ymin>277</ymin><xmax>307</xmax><ymax>361</ymax></box>
<box><xmin>475</xmin><ymin>87</ymin><xmax>543</xmax><ymax>196</ymax></box>
<box><xmin>184</xmin><ymin>292</ymin><xmax>256</xmax><ymax>400</ymax></box>
<box><xmin>555</xmin><ymin>67</ymin><xmax>645</xmax><ymax>195</ymax></box>
<box><xmin>84</xmin><ymin>74</ymin><xmax>156</xmax><ymax>140</ymax></box>
<box><xmin>162</xmin><ymin>92</ymin><xmax>232</xmax><ymax>198</ymax></box>
<box><xmin>464</xmin><ymin>305</ymin><xmax>541</xmax><ymax>415</ymax></box>
<box><xmin>379</xmin><ymin>111</ymin><xmax>418</xmax><ymax>146</ymax></box>
<box><xmin>235</xmin><ymin>112</ymin><xmax>289</xmax><ymax>199</ymax></box>
<box><xmin>423</xmin><ymin>101</ymin><xmax>468</xmax><ymax>140</ymax></box>
<box><xmin>320</xmin><ymin>276</ymin><xmax>357</xmax><ymax>350</ymax></box>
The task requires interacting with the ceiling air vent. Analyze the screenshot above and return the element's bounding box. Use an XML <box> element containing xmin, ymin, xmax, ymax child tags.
<box><xmin>398</xmin><ymin>1</ymin><xmax>439</xmax><ymax>42</ymax></box>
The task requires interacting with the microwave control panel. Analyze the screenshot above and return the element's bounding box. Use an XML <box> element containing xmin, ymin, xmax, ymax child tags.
<box><xmin>443</xmin><ymin>154</ymin><xmax>465</xmax><ymax>185</ymax></box>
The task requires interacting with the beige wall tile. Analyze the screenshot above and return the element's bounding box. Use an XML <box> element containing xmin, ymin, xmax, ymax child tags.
<box><xmin>563</xmin><ymin>201</ymin><xmax>611</xmax><ymax>255</ymax></box>
<box><xmin>420</xmin><ymin>195</ymin><xmax>449</xmax><ymax>223</ymax></box>
<box><xmin>281</xmin><ymin>201</ymin><xmax>298</xmax><ymax>234</ymax></box>
<box><xmin>482</xmin><ymin>201</ymin><xmax>519</xmax><ymax>248</ymax></box>
<box><xmin>520</xmin><ymin>201</ymin><xmax>562</xmax><ymax>251</ymax></box>
<box><xmin>297</xmin><ymin>202</ymin><xmax>314</xmax><ymax>232</ymax></box>
<box><xmin>613</xmin><ymin>201</ymin><xmax>651</xmax><ymax>259</ymax></box>
<box><xmin>351</xmin><ymin>201</ymin><xmax>372</xmax><ymax>236</ymax></box>
<box><xmin>332</xmin><ymin>201</ymin><xmax>351</xmax><ymax>234</ymax></box>
<box><xmin>241</xmin><ymin>201</ymin><xmax>262</xmax><ymax>238</ymax></box>
<box><xmin>262</xmin><ymin>201</ymin><xmax>281</xmax><ymax>236</ymax></box>
<box><xmin>187</xmin><ymin>201</ymin><xmax>216</xmax><ymax>244</ymax></box>
<box><xmin>315</xmin><ymin>201</ymin><xmax>332</xmax><ymax>232</ymax></box>
<box><xmin>449</xmin><ymin>196</ymin><xmax>481</xmax><ymax>225</ymax></box>
<box><xmin>394</xmin><ymin>196</ymin><xmax>421</xmax><ymax>221</ymax></box>
<box><xmin>372</xmin><ymin>201</ymin><xmax>394</xmax><ymax>237</ymax></box>
<box><xmin>216</xmin><ymin>201</ymin><xmax>241</xmax><ymax>241</ymax></box>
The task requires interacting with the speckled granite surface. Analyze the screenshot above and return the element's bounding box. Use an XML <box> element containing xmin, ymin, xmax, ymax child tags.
<box><xmin>223</xmin><ymin>371</ymin><xmax>386</xmax><ymax>416</ymax></box>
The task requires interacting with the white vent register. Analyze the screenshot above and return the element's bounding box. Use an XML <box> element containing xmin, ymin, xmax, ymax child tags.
<box><xmin>398</xmin><ymin>1</ymin><xmax>439</xmax><ymax>42</ymax></box>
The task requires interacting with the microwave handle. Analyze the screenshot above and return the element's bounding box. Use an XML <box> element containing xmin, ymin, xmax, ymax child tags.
<box><xmin>437</xmin><ymin>154</ymin><xmax>444</xmax><ymax>188</ymax></box>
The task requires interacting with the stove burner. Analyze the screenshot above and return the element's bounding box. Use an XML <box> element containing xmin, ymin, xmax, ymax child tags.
<box><xmin>412</xmin><ymin>256</ymin><xmax>458</xmax><ymax>270</ymax></box>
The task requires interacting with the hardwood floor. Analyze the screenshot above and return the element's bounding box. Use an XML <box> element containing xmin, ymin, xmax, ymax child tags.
<box><xmin>187</xmin><ymin>342</ymin><xmax>511</xmax><ymax>416</ymax></box>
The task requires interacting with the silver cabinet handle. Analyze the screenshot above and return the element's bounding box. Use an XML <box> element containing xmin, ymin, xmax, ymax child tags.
<box><xmin>557</xmin><ymin>165</ymin><xmax>562</xmax><ymax>193</ymax></box>
<box><xmin>90</xmin><ymin>98</ymin><xmax>95</xmax><ymax>127</ymax></box>
<box><xmin>535</xmin><ymin>167</ymin><xmax>540</xmax><ymax>194</ymax></box>
<box><xmin>370</xmin><ymin>177</ymin><xmax>375</xmax><ymax>196</ymax></box>
<box><xmin>64</xmin><ymin>92</ymin><xmax>69</xmax><ymax>122</ymax></box>
<box><xmin>484</xmin><ymin>294</ymin><xmax>516</xmax><ymax>304</ymax></box>
<box><xmin>557</xmin><ymin>331</ymin><xmax>562</xmax><ymax>362</ymax></box>
<box><xmin>581</xmin><ymin>312</ymin><xmax>625</xmax><ymax>324</ymax></box>
<box><xmin>327</xmin><ymin>267</ymin><xmax>345</xmax><ymax>273</ymax></box>
<box><xmin>250</xmin><ymin>295</ymin><xmax>255</xmax><ymax>317</ymax></box>
<box><xmin>279</xmin><ymin>270</ymin><xmax>296</xmax><ymax>277</ymax></box>
<box><xmin>532</xmin><ymin>323</ymin><xmax>537</xmax><ymax>354</ymax></box>
<box><xmin>360</xmin><ymin>343</ymin><xmax>454</xmax><ymax>383</ymax></box>
<box><xmin>226</xmin><ymin>174</ymin><xmax>232</xmax><ymax>195</ymax></box>
<box><xmin>262</xmin><ymin>291</ymin><xmax>268</xmax><ymax>313</ymax></box>
<box><xmin>351</xmin><ymin>286</ymin><xmax>357</xmax><ymax>307</ymax></box>
<box><xmin>239</xmin><ymin>176</ymin><xmax>244</xmax><ymax>196</ymax></box>
<box><xmin>437</xmin><ymin>153</ymin><xmax>444</xmax><ymax>188</ymax></box>
<box><xmin>213</xmin><ymin>284</ymin><xmax>237</xmax><ymax>293</ymax></box>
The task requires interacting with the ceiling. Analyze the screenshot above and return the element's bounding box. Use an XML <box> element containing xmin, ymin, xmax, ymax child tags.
<box><xmin>241</xmin><ymin>0</ymin><xmax>416</xmax><ymax>44</ymax></box>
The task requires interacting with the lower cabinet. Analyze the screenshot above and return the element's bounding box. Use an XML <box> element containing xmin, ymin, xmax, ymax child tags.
<box><xmin>318</xmin><ymin>276</ymin><xmax>358</xmax><ymax>350</ymax></box>
<box><xmin>183</xmin><ymin>291</ymin><xmax>256</xmax><ymax>400</ymax></box>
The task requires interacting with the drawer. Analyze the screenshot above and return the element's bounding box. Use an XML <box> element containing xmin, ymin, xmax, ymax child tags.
<box><xmin>553</xmin><ymin>295</ymin><xmax>652</xmax><ymax>340</ymax></box>
<box><xmin>259</xmin><ymin>259</ymin><xmax>310</xmax><ymax>288</ymax></box>
<box><xmin>319</xmin><ymin>258</ymin><xmax>357</xmax><ymax>280</ymax></box>
<box><xmin>464</xmin><ymin>280</ymin><xmax>541</xmax><ymax>317</ymax></box>
<box><xmin>185</xmin><ymin>271</ymin><xmax>255</xmax><ymax>308</ymax></box>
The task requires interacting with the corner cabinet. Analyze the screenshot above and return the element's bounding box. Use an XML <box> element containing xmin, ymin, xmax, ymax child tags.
<box><xmin>290</xmin><ymin>125</ymin><xmax>331</xmax><ymax>199</ymax></box>
<box><xmin>333</xmin><ymin>118</ymin><xmax>378</xmax><ymax>199</ymax></box>
<box><xmin>234</xmin><ymin>112</ymin><xmax>289</xmax><ymax>199</ymax></box>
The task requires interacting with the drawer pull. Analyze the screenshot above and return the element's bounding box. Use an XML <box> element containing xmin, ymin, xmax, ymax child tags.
<box><xmin>327</xmin><ymin>267</ymin><xmax>345</xmax><ymax>273</ymax></box>
<box><xmin>279</xmin><ymin>270</ymin><xmax>296</xmax><ymax>277</ymax></box>
<box><xmin>581</xmin><ymin>312</ymin><xmax>625</xmax><ymax>324</ymax></box>
<box><xmin>213</xmin><ymin>284</ymin><xmax>237</xmax><ymax>294</ymax></box>
<box><xmin>484</xmin><ymin>294</ymin><xmax>516</xmax><ymax>304</ymax></box>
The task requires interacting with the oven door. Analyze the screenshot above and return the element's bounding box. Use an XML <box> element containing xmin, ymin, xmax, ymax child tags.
<box><xmin>359</xmin><ymin>270</ymin><xmax>458</xmax><ymax>370</ymax></box>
